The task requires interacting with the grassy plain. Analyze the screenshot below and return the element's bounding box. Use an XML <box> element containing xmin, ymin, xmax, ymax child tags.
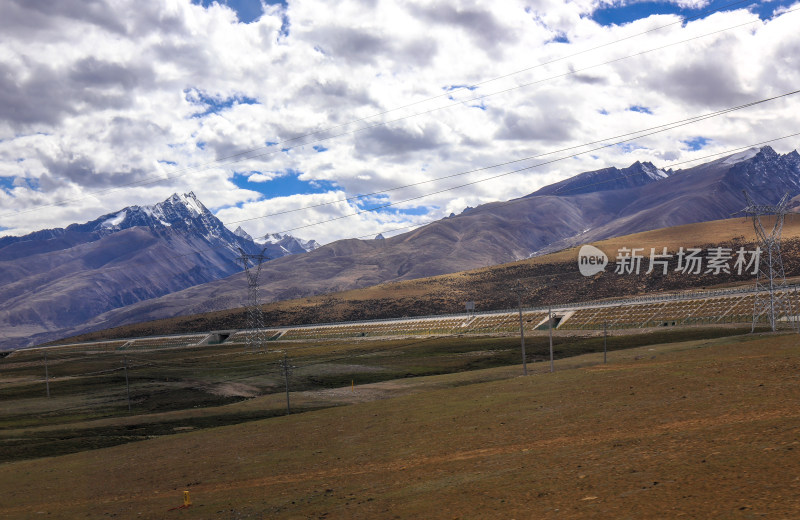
<box><xmin>2</xmin><ymin>329</ymin><xmax>798</xmax><ymax>518</ymax></box>
<box><xmin>2</xmin><ymin>327</ymin><xmax>753</xmax><ymax>463</ymax></box>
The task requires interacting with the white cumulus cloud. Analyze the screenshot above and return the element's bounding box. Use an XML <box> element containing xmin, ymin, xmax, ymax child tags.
<box><xmin>0</xmin><ymin>0</ymin><xmax>798</xmax><ymax>244</ymax></box>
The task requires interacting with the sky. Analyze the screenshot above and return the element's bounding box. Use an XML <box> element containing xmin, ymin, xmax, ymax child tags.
<box><xmin>1</xmin><ymin>0</ymin><xmax>799</xmax><ymax>244</ymax></box>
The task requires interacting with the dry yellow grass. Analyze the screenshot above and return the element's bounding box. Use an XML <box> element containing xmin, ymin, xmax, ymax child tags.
<box><xmin>2</xmin><ymin>332</ymin><xmax>799</xmax><ymax>519</ymax></box>
<box><xmin>266</xmin><ymin>216</ymin><xmax>789</xmax><ymax>303</ymax></box>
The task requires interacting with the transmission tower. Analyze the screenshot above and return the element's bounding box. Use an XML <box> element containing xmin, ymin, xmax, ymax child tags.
<box><xmin>742</xmin><ymin>191</ymin><xmax>797</xmax><ymax>332</ymax></box>
<box><xmin>238</xmin><ymin>247</ymin><xmax>270</xmax><ymax>353</ymax></box>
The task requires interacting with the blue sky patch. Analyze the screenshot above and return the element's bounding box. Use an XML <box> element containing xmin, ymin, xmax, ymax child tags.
<box><xmin>591</xmin><ymin>1</ymin><xmax>682</xmax><ymax>26</ymax></box>
<box><xmin>749</xmin><ymin>1</ymin><xmax>793</xmax><ymax>20</ymax></box>
<box><xmin>352</xmin><ymin>193</ymin><xmax>389</xmax><ymax>205</ymax></box>
<box><xmin>158</xmin><ymin>159</ymin><xmax>177</xmax><ymax>166</ymax></box>
<box><xmin>0</xmin><ymin>176</ymin><xmax>38</xmax><ymax>192</ymax></box>
<box><xmin>387</xmin><ymin>205</ymin><xmax>429</xmax><ymax>216</ymax></box>
<box><xmin>191</xmin><ymin>0</ymin><xmax>286</xmax><ymax>23</ymax></box>
<box><xmin>590</xmin><ymin>0</ymin><xmax>793</xmax><ymax>27</ymax></box>
<box><xmin>443</xmin><ymin>84</ymin><xmax>478</xmax><ymax>92</ymax></box>
<box><xmin>185</xmin><ymin>88</ymin><xmax>259</xmax><ymax>118</ymax></box>
<box><xmin>234</xmin><ymin>169</ymin><xmax>339</xmax><ymax>198</ymax></box>
<box><xmin>278</xmin><ymin>8</ymin><xmax>290</xmax><ymax>38</ymax></box>
<box><xmin>191</xmin><ymin>0</ymin><xmax>290</xmax><ymax>37</ymax></box>
<box><xmin>684</xmin><ymin>136</ymin><xmax>710</xmax><ymax>151</ymax></box>
<box><xmin>360</xmin><ymin>201</ymin><xmax>430</xmax><ymax>217</ymax></box>
<box><xmin>350</xmin><ymin>194</ymin><xmax>430</xmax><ymax>216</ymax></box>
<box><xmin>0</xmin><ymin>177</ymin><xmax>15</xmax><ymax>191</ymax></box>
<box><xmin>628</xmin><ymin>105</ymin><xmax>653</xmax><ymax>114</ymax></box>
<box><xmin>614</xmin><ymin>142</ymin><xmax>639</xmax><ymax>153</ymax></box>
<box><xmin>232</xmin><ymin>171</ymin><xmax>429</xmax><ymax>218</ymax></box>
<box><xmin>313</xmin><ymin>145</ymin><xmax>328</xmax><ymax>152</ymax></box>
<box><xmin>548</xmin><ymin>32</ymin><xmax>570</xmax><ymax>44</ymax></box>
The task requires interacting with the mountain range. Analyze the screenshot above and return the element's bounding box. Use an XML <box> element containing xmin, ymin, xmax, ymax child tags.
<box><xmin>233</xmin><ymin>227</ymin><xmax>321</xmax><ymax>257</ymax></box>
<box><xmin>0</xmin><ymin>193</ymin><xmax>317</xmax><ymax>348</ymax></box>
<box><xmin>3</xmin><ymin>145</ymin><xmax>800</xmax><ymax>349</ymax></box>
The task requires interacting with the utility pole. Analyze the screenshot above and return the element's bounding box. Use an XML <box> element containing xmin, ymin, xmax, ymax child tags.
<box><xmin>548</xmin><ymin>307</ymin><xmax>554</xmax><ymax>373</ymax></box>
<box><xmin>44</xmin><ymin>351</ymin><xmax>50</xmax><ymax>398</ymax></box>
<box><xmin>280</xmin><ymin>352</ymin><xmax>293</xmax><ymax>415</ymax></box>
<box><xmin>124</xmin><ymin>357</ymin><xmax>131</xmax><ymax>412</ymax></box>
<box><xmin>510</xmin><ymin>281</ymin><xmax>528</xmax><ymax>376</ymax></box>
<box><xmin>603</xmin><ymin>322</ymin><xmax>608</xmax><ymax>364</ymax></box>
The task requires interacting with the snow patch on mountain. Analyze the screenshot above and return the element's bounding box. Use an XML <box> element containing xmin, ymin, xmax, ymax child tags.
<box><xmin>102</xmin><ymin>211</ymin><xmax>127</xmax><ymax>228</ymax></box>
<box><xmin>173</xmin><ymin>193</ymin><xmax>205</xmax><ymax>216</ymax></box>
<box><xmin>641</xmin><ymin>162</ymin><xmax>669</xmax><ymax>180</ymax></box>
<box><xmin>723</xmin><ymin>148</ymin><xmax>760</xmax><ymax>165</ymax></box>
<box><xmin>532</xmin><ymin>160</ymin><xmax>673</xmax><ymax>197</ymax></box>
<box><xmin>260</xmin><ymin>233</ymin><xmax>287</xmax><ymax>245</ymax></box>
<box><xmin>297</xmin><ymin>238</ymin><xmax>321</xmax><ymax>251</ymax></box>
<box><xmin>88</xmin><ymin>192</ymin><xmax>320</xmax><ymax>261</ymax></box>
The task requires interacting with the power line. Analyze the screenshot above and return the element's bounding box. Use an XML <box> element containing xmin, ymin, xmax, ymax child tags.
<box><xmin>0</xmin><ymin>1</ymin><xmax>786</xmax><ymax>221</ymax></box>
<box><xmin>258</xmin><ymin>114</ymin><xmax>800</xmax><ymax>239</ymax></box>
<box><xmin>24</xmin><ymin>37</ymin><xmax>781</xmax><ymax>259</ymax></box>
<box><xmin>11</xmin><ymin>87</ymin><xmax>794</xmax><ymax>270</ymax></box>
<box><xmin>8</xmin><ymin>127</ymin><xmax>799</xmax><ymax>289</ymax></box>
<box><xmin>172</xmin><ymin>89</ymin><xmax>800</xmax><ymax>259</ymax></box>
<box><xmin>225</xmin><ymin>262</ymin><xmax>774</xmax><ymax>375</ymax></box>
<box><xmin>23</xmin><ymin>247</ymin><xmax>768</xmax><ymax>377</ymax></box>
<box><xmin>345</xmin><ymin>131</ymin><xmax>800</xmax><ymax>242</ymax></box>
<box><xmin>248</xmin><ymin>275</ymin><xmax>594</xmax><ymax>375</ymax></box>
<box><xmin>221</xmin><ymin>88</ymin><xmax>800</xmax><ymax>227</ymax></box>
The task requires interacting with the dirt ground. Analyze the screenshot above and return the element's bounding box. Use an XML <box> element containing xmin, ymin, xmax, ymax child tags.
<box><xmin>1</xmin><ymin>333</ymin><xmax>799</xmax><ymax>519</ymax></box>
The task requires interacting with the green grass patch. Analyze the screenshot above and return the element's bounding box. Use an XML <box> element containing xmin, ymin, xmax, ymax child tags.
<box><xmin>0</xmin><ymin>326</ymin><xmax>758</xmax><ymax>464</ymax></box>
<box><xmin>0</xmin><ymin>407</ymin><xmax>334</xmax><ymax>464</ymax></box>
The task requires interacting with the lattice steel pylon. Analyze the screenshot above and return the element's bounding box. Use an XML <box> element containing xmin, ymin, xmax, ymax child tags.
<box><xmin>742</xmin><ymin>191</ymin><xmax>798</xmax><ymax>332</ymax></box>
<box><xmin>238</xmin><ymin>247</ymin><xmax>270</xmax><ymax>353</ymax></box>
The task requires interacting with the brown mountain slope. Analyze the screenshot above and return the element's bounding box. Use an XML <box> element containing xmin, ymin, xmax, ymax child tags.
<box><xmin>20</xmin><ymin>147</ymin><xmax>800</xmax><ymax>347</ymax></box>
<box><xmin>53</xmin><ymin>216</ymin><xmax>800</xmax><ymax>344</ymax></box>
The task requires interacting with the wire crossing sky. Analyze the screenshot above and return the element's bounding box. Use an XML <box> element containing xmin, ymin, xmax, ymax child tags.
<box><xmin>1</xmin><ymin>0</ymin><xmax>799</xmax><ymax>243</ymax></box>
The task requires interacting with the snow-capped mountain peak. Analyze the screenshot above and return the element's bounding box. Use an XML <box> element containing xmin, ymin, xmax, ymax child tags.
<box><xmin>724</xmin><ymin>146</ymin><xmax>800</xmax><ymax>202</ymax></box>
<box><xmin>141</xmin><ymin>192</ymin><xmax>209</xmax><ymax>222</ymax></box>
<box><xmin>532</xmin><ymin>159</ymin><xmax>673</xmax><ymax>197</ymax></box>
<box><xmin>87</xmin><ymin>192</ymin><xmax>325</xmax><ymax>261</ymax></box>
<box><xmin>256</xmin><ymin>232</ymin><xmax>320</xmax><ymax>254</ymax></box>
<box><xmin>233</xmin><ymin>226</ymin><xmax>253</xmax><ymax>241</ymax></box>
<box><xmin>639</xmin><ymin>161</ymin><xmax>669</xmax><ymax>181</ymax></box>
<box><xmin>169</xmin><ymin>192</ymin><xmax>206</xmax><ymax>216</ymax></box>
<box><xmin>261</xmin><ymin>233</ymin><xmax>287</xmax><ymax>245</ymax></box>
